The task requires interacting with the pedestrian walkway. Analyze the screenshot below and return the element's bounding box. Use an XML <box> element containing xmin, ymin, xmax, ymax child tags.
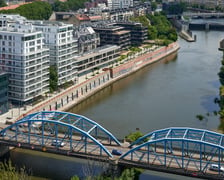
<box><xmin>0</xmin><ymin>70</ymin><xmax>102</xmax><ymax>125</ymax></box>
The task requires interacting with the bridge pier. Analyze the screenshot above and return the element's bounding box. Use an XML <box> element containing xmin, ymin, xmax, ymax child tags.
<box><xmin>0</xmin><ymin>144</ymin><xmax>9</xmax><ymax>157</ymax></box>
<box><xmin>105</xmin><ymin>159</ymin><xmax>122</xmax><ymax>178</ymax></box>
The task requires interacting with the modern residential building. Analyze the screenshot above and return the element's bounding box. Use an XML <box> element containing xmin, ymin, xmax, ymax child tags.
<box><xmin>32</xmin><ymin>21</ymin><xmax>78</xmax><ymax>85</ymax></box>
<box><xmin>109</xmin><ymin>9</ymin><xmax>134</xmax><ymax>21</ymax></box>
<box><xmin>115</xmin><ymin>22</ymin><xmax>148</xmax><ymax>45</ymax></box>
<box><xmin>75</xmin><ymin>45</ymin><xmax>120</xmax><ymax>76</ymax></box>
<box><xmin>0</xmin><ymin>72</ymin><xmax>9</xmax><ymax>114</ymax></box>
<box><xmin>111</xmin><ymin>0</ymin><xmax>133</xmax><ymax>9</ymax></box>
<box><xmin>0</xmin><ymin>14</ymin><xmax>26</xmax><ymax>27</ymax></box>
<box><xmin>0</xmin><ymin>23</ymin><xmax>50</xmax><ymax>104</ymax></box>
<box><xmin>73</xmin><ymin>26</ymin><xmax>100</xmax><ymax>54</ymax></box>
<box><xmin>93</xmin><ymin>24</ymin><xmax>131</xmax><ymax>49</ymax></box>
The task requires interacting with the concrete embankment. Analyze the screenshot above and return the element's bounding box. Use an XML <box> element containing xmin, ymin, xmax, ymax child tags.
<box><xmin>3</xmin><ymin>42</ymin><xmax>179</xmax><ymax>124</ymax></box>
<box><xmin>179</xmin><ymin>30</ymin><xmax>195</xmax><ymax>42</ymax></box>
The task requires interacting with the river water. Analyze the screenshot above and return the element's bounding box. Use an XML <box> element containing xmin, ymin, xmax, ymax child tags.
<box><xmin>69</xmin><ymin>31</ymin><xmax>222</xmax><ymax>139</ymax></box>
<box><xmin>9</xmin><ymin>30</ymin><xmax>224</xmax><ymax>179</ymax></box>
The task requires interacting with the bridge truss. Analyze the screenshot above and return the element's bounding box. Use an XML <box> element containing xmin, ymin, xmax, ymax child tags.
<box><xmin>0</xmin><ymin>111</ymin><xmax>121</xmax><ymax>157</ymax></box>
<box><xmin>120</xmin><ymin>127</ymin><xmax>224</xmax><ymax>175</ymax></box>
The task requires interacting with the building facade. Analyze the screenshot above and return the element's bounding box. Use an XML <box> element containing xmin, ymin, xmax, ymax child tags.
<box><xmin>0</xmin><ymin>72</ymin><xmax>8</xmax><ymax>114</ymax></box>
<box><xmin>73</xmin><ymin>26</ymin><xmax>100</xmax><ymax>54</ymax></box>
<box><xmin>0</xmin><ymin>24</ymin><xmax>49</xmax><ymax>104</ymax></box>
<box><xmin>115</xmin><ymin>22</ymin><xmax>148</xmax><ymax>46</ymax></box>
<box><xmin>32</xmin><ymin>21</ymin><xmax>78</xmax><ymax>85</ymax></box>
<box><xmin>93</xmin><ymin>24</ymin><xmax>131</xmax><ymax>49</ymax></box>
<box><xmin>111</xmin><ymin>0</ymin><xmax>133</xmax><ymax>9</ymax></box>
<box><xmin>75</xmin><ymin>45</ymin><xmax>120</xmax><ymax>76</ymax></box>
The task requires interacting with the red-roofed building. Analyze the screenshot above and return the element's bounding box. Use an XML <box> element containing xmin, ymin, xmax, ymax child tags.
<box><xmin>67</xmin><ymin>14</ymin><xmax>90</xmax><ymax>25</ymax></box>
<box><xmin>0</xmin><ymin>2</ymin><xmax>31</xmax><ymax>11</ymax></box>
<box><xmin>89</xmin><ymin>15</ymin><xmax>102</xmax><ymax>22</ymax></box>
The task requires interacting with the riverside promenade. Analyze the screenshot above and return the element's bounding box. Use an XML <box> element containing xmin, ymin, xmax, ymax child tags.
<box><xmin>0</xmin><ymin>42</ymin><xmax>180</xmax><ymax>125</ymax></box>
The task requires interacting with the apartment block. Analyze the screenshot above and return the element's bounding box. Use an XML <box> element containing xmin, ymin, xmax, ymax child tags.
<box><xmin>0</xmin><ymin>72</ymin><xmax>8</xmax><ymax>114</ymax></box>
<box><xmin>32</xmin><ymin>21</ymin><xmax>78</xmax><ymax>85</ymax></box>
<box><xmin>0</xmin><ymin>24</ymin><xmax>49</xmax><ymax>104</ymax></box>
<box><xmin>114</xmin><ymin>22</ymin><xmax>148</xmax><ymax>46</ymax></box>
<box><xmin>93</xmin><ymin>24</ymin><xmax>131</xmax><ymax>49</ymax></box>
<box><xmin>73</xmin><ymin>26</ymin><xmax>100</xmax><ymax>54</ymax></box>
<box><xmin>75</xmin><ymin>45</ymin><xmax>120</xmax><ymax>76</ymax></box>
<box><xmin>111</xmin><ymin>0</ymin><xmax>133</xmax><ymax>9</ymax></box>
<box><xmin>0</xmin><ymin>14</ymin><xmax>26</xmax><ymax>27</ymax></box>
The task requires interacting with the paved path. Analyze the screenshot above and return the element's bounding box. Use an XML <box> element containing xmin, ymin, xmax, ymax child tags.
<box><xmin>0</xmin><ymin>71</ymin><xmax>100</xmax><ymax>124</ymax></box>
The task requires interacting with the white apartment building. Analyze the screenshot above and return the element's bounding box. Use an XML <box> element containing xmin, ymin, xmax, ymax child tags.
<box><xmin>0</xmin><ymin>14</ymin><xmax>26</xmax><ymax>27</ymax></box>
<box><xmin>0</xmin><ymin>24</ymin><xmax>49</xmax><ymax>104</ymax></box>
<box><xmin>32</xmin><ymin>21</ymin><xmax>78</xmax><ymax>86</ymax></box>
<box><xmin>112</xmin><ymin>0</ymin><xmax>133</xmax><ymax>9</ymax></box>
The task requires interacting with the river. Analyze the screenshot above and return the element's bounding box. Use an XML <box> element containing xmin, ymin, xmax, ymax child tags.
<box><xmin>69</xmin><ymin>31</ymin><xmax>222</xmax><ymax>139</ymax></box>
<box><xmin>9</xmin><ymin>30</ymin><xmax>224</xmax><ymax>179</ymax></box>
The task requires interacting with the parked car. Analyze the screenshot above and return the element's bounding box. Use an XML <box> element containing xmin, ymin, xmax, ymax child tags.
<box><xmin>112</xmin><ymin>149</ymin><xmax>122</xmax><ymax>156</ymax></box>
<box><xmin>209</xmin><ymin>164</ymin><xmax>224</xmax><ymax>172</ymax></box>
<box><xmin>51</xmin><ymin>140</ymin><xmax>65</xmax><ymax>147</ymax></box>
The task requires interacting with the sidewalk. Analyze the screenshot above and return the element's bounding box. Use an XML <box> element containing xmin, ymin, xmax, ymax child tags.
<box><xmin>0</xmin><ymin>70</ymin><xmax>101</xmax><ymax>125</ymax></box>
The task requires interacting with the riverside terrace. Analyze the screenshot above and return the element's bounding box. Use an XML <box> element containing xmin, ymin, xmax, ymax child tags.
<box><xmin>0</xmin><ymin>111</ymin><xmax>224</xmax><ymax>179</ymax></box>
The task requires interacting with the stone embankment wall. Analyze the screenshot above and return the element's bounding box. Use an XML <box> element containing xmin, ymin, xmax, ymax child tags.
<box><xmin>111</xmin><ymin>42</ymin><xmax>180</xmax><ymax>78</ymax></box>
<box><xmin>15</xmin><ymin>42</ymin><xmax>179</xmax><ymax>121</ymax></box>
<box><xmin>16</xmin><ymin>72</ymin><xmax>111</xmax><ymax>120</ymax></box>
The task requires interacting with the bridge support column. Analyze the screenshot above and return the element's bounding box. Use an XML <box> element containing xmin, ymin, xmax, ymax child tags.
<box><xmin>0</xmin><ymin>145</ymin><xmax>9</xmax><ymax>157</ymax></box>
<box><xmin>106</xmin><ymin>159</ymin><xmax>122</xmax><ymax>178</ymax></box>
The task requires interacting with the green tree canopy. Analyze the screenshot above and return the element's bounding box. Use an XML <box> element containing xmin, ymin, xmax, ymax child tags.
<box><xmin>52</xmin><ymin>0</ymin><xmax>88</xmax><ymax>12</ymax></box>
<box><xmin>0</xmin><ymin>0</ymin><xmax>6</xmax><ymax>7</ymax></box>
<box><xmin>0</xmin><ymin>1</ymin><xmax>52</xmax><ymax>20</ymax></box>
<box><xmin>49</xmin><ymin>65</ymin><xmax>58</xmax><ymax>93</ymax></box>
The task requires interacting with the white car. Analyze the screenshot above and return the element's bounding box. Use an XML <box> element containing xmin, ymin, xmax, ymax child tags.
<box><xmin>51</xmin><ymin>140</ymin><xmax>65</xmax><ymax>147</ymax></box>
<box><xmin>209</xmin><ymin>164</ymin><xmax>224</xmax><ymax>172</ymax></box>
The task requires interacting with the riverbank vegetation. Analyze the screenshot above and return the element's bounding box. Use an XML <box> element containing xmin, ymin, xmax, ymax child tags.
<box><xmin>0</xmin><ymin>160</ymin><xmax>30</xmax><ymax>180</ymax></box>
<box><xmin>125</xmin><ymin>131</ymin><xmax>144</xmax><ymax>143</ymax></box>
<box><xmin>130</xmin><ymin>12</ymin><xmax>177</xmax><ymax>46</ymax></box>
<box><xmin>71</xmin><ymin>168</ymin><xmax>143</xmax><ymax>180</ymax></box>
<box><xmin>218</xmin><ymin>57</ymin><xmax>224</xmax><ymax>132</ymax></box>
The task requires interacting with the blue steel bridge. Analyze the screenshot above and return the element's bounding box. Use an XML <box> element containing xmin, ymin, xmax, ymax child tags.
<box><xmin>0</xmin><ymin>111</ymin><xmax>224</xmax><ymax>179</ymax></box>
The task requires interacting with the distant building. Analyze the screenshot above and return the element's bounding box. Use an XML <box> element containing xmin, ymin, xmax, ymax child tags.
<box><xmin>109</xmin><ymin>9</ymin><xmax>134</xmax><ymax>21</ymax></box>
<box><xmin>111</xmin><ymin>0</ymin><xmax>133</xmax><ymax>9</ymax></box>
<box><xmin>114</xmin><ymin>22</ymin><xmax>148</xmax><ymax>46</ymax></box>
<box><xmin>169</xmin><ymin>0</ymin><xmax>224</xmax><ymax>9</ymax></box>
<box><xmin>0</xmin><ymin>72</ymin><xmax>8</xmax><ymax>114</ymax></box>
<box><xmin>93</xmin><ymin>24</ymin><xmax>131</xmax><ymax>49</ymax></box>
<box><xmin>74</xmin><ymin>26</ymin><xmax>100</xmax><ymax>54</ymax></box>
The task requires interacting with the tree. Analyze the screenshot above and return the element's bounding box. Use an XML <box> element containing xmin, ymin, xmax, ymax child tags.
<box><xmin>49</xmin><ymin>65</ymin><xmax>58</xmax><ymax>93</ymax></box>
<box><xmin>151</xmin><ymin>2</ymin><xmax>157</xmax><ymax>11</ymax></box>
<box><xmin>0</xmin><ymin>1</ymin><xmax>52</xmax><ymax>20</ymax></box>
<box><xmin>148</xmin><ymin>25</ymin><xmax>157</xmax><ymax>40</ymax></box>
<box><xmin>0</xmin><ymin>160</ymin><xmax>30</xmax><ymax>180</ymax></box>
<box><xmin>0</xmin><ymin>0</ymin><xmax>6</xmax><ymax>7</ymax></box>
<box><xmin>125</xmin><ymin>131</ymin><xmax>144</xmax><ymax>143</ymax></box>
<box><xmin>52</xmin><ymin>0</ymin><xmax>88</xmax><ymax>12</ymax></box>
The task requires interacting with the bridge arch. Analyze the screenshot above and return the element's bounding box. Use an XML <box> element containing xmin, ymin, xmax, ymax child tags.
<box><xmin>120</xmin><ymin>127</ymin><xmax>224</xmax><ymax>175</ymax></box>
<box><xmin>0</xmin><ymin>111</ymin><xmax>121</xmax><ymax>157</ymax></box>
